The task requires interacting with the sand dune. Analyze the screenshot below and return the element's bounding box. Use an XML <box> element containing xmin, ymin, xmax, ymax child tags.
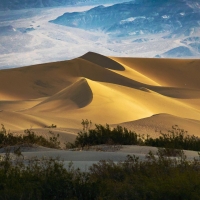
<box><xmin>81</xmin><ymin>52</ymin><xmax>125</xmax><ymax>71</ymax></box>
<box><xmin>111</xmin><ymin>57</ymin><xmax>200</xmax><ymax>89</ymax></box>
<box><xmin>0</xmin><ymin>52</ymin><xmax>200</xmax><ymax>141</ymax></box>
<box><xmin>29</xmin><ymin>78</ymin><xmax>93</xmax><ymax>112</ymax></box>
<box><xmin>113</xmin><ymin>114</ymin><xmax>200</xmax><ymax>138</ymax></box>
<box><xmin>0</xmin><ymin>111</ymin><xmax>48</xmax><ymax>130</ymax></box>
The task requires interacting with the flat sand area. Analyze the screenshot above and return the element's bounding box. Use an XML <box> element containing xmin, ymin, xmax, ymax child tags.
<box><xmin>1</xmin><ymin>145</ymin><xmax>197</xmax><ymax>171</ymax></box>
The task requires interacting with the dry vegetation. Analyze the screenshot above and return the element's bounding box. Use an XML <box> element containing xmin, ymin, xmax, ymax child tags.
<box><xmin>0</xmin><ymin>146</ymin><xmax>200</xmax><ymax>200</ymax></box>
<box><xmin>1</xmin><ymin>53</ymin><xmax>200</xmax><ymax>199</ymax></box>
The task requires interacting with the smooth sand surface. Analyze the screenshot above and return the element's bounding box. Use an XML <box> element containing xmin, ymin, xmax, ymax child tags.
<box><xmin>1</xmin><ymin>145</ymin><xmax>198</xmax><ymax>171</ymax></box>
<box><xmin>112</xmin><ymin>113</ymin><xmax>200</xmax><ymax>138</ymax></box>
<box><xmin>0</xmin><ymin>51</ymin><xmax>200</xmax><ymax>143</ymax></box>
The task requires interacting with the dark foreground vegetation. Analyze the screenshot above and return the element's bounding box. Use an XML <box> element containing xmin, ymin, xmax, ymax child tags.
<box><xmin>0</xmin><ymin>148</ymin><xmax>200</xmax><ymax>200</ymax></box>
<box><xmin>1</xmin><ymin>122</ymin><xmax>200</xmax><ymax>199</ymax></box>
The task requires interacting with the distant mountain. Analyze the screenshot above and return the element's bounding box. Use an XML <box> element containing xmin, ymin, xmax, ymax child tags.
<box><xmin>156</xmin><ymin>46</ymin><xmax>196</xmax><ymax>58</ymax></box>
<box><xmin>155</xmin><ymin>36</ymin><xmax>200</xmax><ymax>57</ymax></box>
<box><xmin>0</xmin><ymin>0</ymin><xmax>127</xmax><ymax>10</ymax></box>
<box><xmin>51</xmin><ymin>0</ymin><xmax>200</xmax><ymax>37</ymax></box>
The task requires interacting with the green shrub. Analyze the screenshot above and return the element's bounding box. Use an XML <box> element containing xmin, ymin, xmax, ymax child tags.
<box><xmin>145</xmin><ymin>125</ymin><xmax>200</xmax><ymax>151</ymax></box>
<box><xmin>89</xmin><ymin>151</ymin><xmax>200</xmax><ymax>200</ymax></box>
<box><xmin>0</xmin><ymin>125</ymin><xmax>60</xmax><ymax>149</ymax></box>
<box><xmin>74</xmin><ymin>123</ymin><xmax>200</xmax><ymax>152</ymax></box>
<box><xmin>0</xmin><ymin>148</ymin><xmax>99</xmax><ymax>200</ymax></box>
<box><xmin>1</xmin><ymin>148</ymin><xmax>200</xmax><ymax>199</ymax></box>
<box><xmin>74</xmin><ymin>124</ymin><xmax>140</xmax><ymax>148</ymax></box>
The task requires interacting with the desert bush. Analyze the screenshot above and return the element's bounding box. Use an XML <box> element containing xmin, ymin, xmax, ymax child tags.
<box><xmin>0</xmin><ymin>125</ymin><xmax>61</xmax><ymax>149</ymax></box>
<box><xmin>49</xmin><ymin>131</ymin><xmax>60</xmax><ymax>149</ymax></box>
<box><xmin>0</xmin><ymin>148</ymin><xmax>200</xmax><ymax>199</ymax></box>
<box><xmin>74</xmin><ymin>123</ymin><xmax>200</xmax><ymax>152</ymax></box>
<box><xmin>145</xmin><ymin>125</ymin><xmax>200</xmax><ymax>151</ymax></box>
<box><xmin>0</xmin><ymin>148</ymin><xmax>98</xmax><ymax>200</ymax></box>
<box><xmin>81</xmin><ymin>119</ymin><xmax>92</xmax><ymax>132</ymax></box>
<box><xmin>89</xmin><ymin>151</ymin><xmax>200</xmax><ymax>200</ymax></box>
<box><xmin>74</xmin><ymin>124</ymin><xmax>140</xmax><ymax>148</ymax></box>
<box><xmin>45</xmin><ymin>124</ymin><xmax>57</xmax><ymax>128</ymax></box>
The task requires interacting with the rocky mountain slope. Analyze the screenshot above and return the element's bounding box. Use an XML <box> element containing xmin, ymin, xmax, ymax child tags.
<box><xmin>0</xmin><ymin>0</ymin><xmax>126</xmax><ymax>10</ymax></box>
<box><xmin>51</xmin><ymin>0</ymin><xmax>200</xmax><ymax>38</ymax></box>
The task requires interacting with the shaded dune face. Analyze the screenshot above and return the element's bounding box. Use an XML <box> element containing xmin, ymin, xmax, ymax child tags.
<box><xmin>30</xmin><ymin>78</ymin><xmax>93</xmax><ymax>112</ymax></box>
<box><xmin>80</xmin><ymin>52</ymin><xmax>125</xmax><ymax>71</ymax></box>
<box><xmin>111</xmin><ymin>57</ymin><xmax>200</xmax><ymax>90</ymax></box>
<box><xmin>0</xmin><ymin>52</ymin><xmax>200</xmax><ymax>135</ymax></box>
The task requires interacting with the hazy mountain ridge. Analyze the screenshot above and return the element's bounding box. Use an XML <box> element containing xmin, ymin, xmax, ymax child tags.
<box><xmin>51</xmin><ymin>0</ymin><xmax>200</xmax><ymax>38</ymax></box>
<box><xmin>0</xmin><ymin>0</ymin><xmax>200</xmax><ymax>68</ymax></box>
<box><xmin>0</xmin><ymin>0</ymin><xmax>126</xmax><ymax>10</ymax></box>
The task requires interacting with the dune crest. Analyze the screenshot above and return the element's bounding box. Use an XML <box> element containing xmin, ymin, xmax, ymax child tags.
<box><xmin>0</xmin><ymin>52</ymin><xmax>199</xmax><ymax>138</ymax></box>
<box><xmin>114</xmin><ymin>114</ymin><xmax>200</xmax><ymax>138</ymax></box>
<box><xmin>81</xmin><ymin>52</ymin><xmax>125</xmax><ymax>71</ymax></box>
<box><xmin>111</xmin><ymin>57</ymin><xmax>200</xmax><ymax>89</ymax></box>
<box><xmin>28</xmin><ymin>78</ymin><xmax>93</xmax><ymax>112</ymax></box>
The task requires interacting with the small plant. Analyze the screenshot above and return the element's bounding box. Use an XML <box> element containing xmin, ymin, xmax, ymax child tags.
<box><xmin>49</xmin><ymin>131</ymin><xmax>60</xmax><ymax>149</ymax></box>
<box><xmin>81</xmin><ymin>119</ymin><xmax>92</xmax><ymax>132</ymax></box>
<box><xmin>64</xmin><ymin>142</ymin><xmax>76</xmax><ymax>150</ymax></box>
<box><xmin>157</xmin><ymin>147</ymin><xmax>184</xmax><ymax>157</ymax></box>
<box><xmin>45</xmin><ymin>124</ymin><xmax>57</xmax><ymax>128</ymax></box>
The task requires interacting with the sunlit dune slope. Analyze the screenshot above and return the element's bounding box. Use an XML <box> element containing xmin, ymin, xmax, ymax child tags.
<box><xmin>111</xmin><ymin>57</ymin><xmax>200</xmax><ymax>89</ymax></box>
<box><xmin>29</xmin><ymin>78</ymin><xmax>93</xmax><ymax>112</ymax></box>
<box><xmin>113</xmin><ymin>114</ymin><xmax>200</xmax><ymax>138</ymax></box>
<box><xmin>0</xmin><ymin>52</ymin><xmax>200</xmax><ymax>137</ymax></box>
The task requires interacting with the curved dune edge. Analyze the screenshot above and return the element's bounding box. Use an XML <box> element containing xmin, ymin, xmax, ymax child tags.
<box><xmin>111</xmin><ymin>57</ymin><xmax>200</xmax><ymax>89</ymax></box>
<box><xmin>1</xmin><ymin>80</ymin><xmax>200</xmax><ymax>135</ymax></box>
<box><xmin>113</xmin><ymin>113</ymin><xmax>200</xmax><ymax>138</ymax></box>
<box><xmin>108</xmin><ymin>58</ymin><xmax>161</xmax><ymax>86</ymax></box>
<box><xmin>81</xmin><ymin>52</ymin><xmax>125</xmax><ymax>71</ymax></box>
<box><xmin>0</xmin><ymin>52</ymin><xmax>199</xmax><ymax>141</ymax></box>
<box><xmin>0</xmin><ymin>53</ymin><xmax>200</xmax><ymax>100</ymax></box>
<box><xmin>28</xmin><ymin>78</ymin><xmax>93</xmax><ymax>112</ymax></box>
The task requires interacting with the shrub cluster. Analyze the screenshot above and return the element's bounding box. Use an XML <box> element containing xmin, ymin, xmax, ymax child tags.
<box><xmin>0</xmin><ymin>149</ymin><xmax>96</xmax><ymax>200</ymax></box>
<box><xmin>0</xmin><ymin>149</ymin><xmax>200</xmax><ymax>199</ymax></box>
<box><xmin>145</xmin><ymin>125</ymin><xmax>200</xmax><ymax>151</ymax></box>
<box><xmin>89</xmin><ymin>151</ymin><xmax>200</xmax><ymax>200</ymax></box>
<box><xmin>73</xmin><ymin>124</ymin><xmax>200</xmax><ymax>152</ymax></box>
<box><xmin>74</xmin><ymin>124</ymin><xmax>140</xmax><ymax>148</ymax></box>
<box><xmin>0</xmin><ymin>124</ymin><xmax>60</xmax><ymax>149</ymax></box>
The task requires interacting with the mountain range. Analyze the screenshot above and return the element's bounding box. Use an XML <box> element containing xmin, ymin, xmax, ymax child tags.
<box><xmin>1</xmin><ymin>0</ymin><xmax>200</xmax><ymax>68</ymax></box>
<box><xmin>0</xmin><ymin>0</ymin><xmax>126</xmax><ymax>10</ymax></box>
<box><xmin>51</xmin><ymin>0</ymin><xmax>200</xmax><ymax>38</ymax></box>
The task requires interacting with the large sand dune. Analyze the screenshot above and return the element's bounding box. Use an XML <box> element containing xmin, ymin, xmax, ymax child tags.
<box><xmin>0</xmin><ymin>52</ymin><xmax>200</xmax><ymax>140</ymax></box>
